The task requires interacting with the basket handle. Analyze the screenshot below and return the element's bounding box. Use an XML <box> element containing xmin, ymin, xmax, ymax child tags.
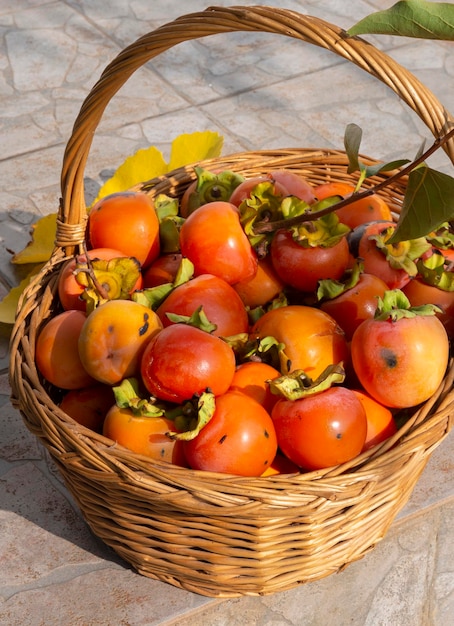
<box><xmin>58</xmin><ymin>5</ymin><xmax>454</xmax><ymax>252</ymax></box>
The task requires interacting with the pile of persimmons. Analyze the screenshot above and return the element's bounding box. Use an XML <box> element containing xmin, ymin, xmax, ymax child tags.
<box><xmin>36</xmin><ymin>167</ymin><xmax>453</xmax><ymax>476</ymax></box>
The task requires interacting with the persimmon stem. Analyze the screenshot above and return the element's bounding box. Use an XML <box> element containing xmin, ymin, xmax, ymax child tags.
<box><xmin>253</xmin><ymin>126</ymin><xmax>454</xmax><ymax>235</ymax></box>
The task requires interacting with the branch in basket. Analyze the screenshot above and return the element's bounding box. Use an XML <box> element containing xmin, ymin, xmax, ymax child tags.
<box><xmin>252</xmin><ymin>127</ymin><xmax>454</xmax><ymax>241</ymax></box>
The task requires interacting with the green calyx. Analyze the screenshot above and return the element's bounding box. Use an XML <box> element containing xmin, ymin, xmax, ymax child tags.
<box><xmin>165</xmin><ymin>391</ymin><xmax>216</xmax><ymax>441</ymax></box>
<box><xmin>416</xmin><ymin>250</ymin><xmax>454</xmax><ymax>292</ymax></box>
<box><xmin>185</xmin><ymin>166</ymin><xmax>245</xmax><ymax>214</ymax></box>
<box><xmin>132</xmin><ymin>257</ymin><xmax>194</xmax><ymax>310</ymax></box>
<box><xmin>369</xmin><ymin>226</ymin><xmax>431</xmax><ymax>276</ymax></box>
<box><xmin>76</xmin><ymin>256</ymin><xmax>142</xmax><ymax>313</ymax></box>
<box><xmin>374</xmin><ymin>289</ymin><xmax>442</xmax><ymax>321</ymax></box>
<box><xmin>165</xmin><ymin>305</ymin><xmax>217</xmax><ymax>334</ymax></box>
<box><xmin>268</xmin><ymin>363</ymin><xmax>346</xmax><ymax>401</ymax></box>
<box><xmin>113</xmin><ymin>378</ymin><xmax>164</xmax><ymax>417</ymax></box>
<box><xmin>317</xmin><ymin>259</ymin><xmax>364</xmax><ymax>301</ymax></box>
<box><xmin>291</xmin><ymin>212</ymin><xmax>350</xmax><ymax>248</ymax></box>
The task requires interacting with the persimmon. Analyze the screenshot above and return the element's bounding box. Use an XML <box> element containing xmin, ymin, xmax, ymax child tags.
<box><xmin>250</xmin><ymin>305</ymin><xmax>349</xmax><ymax>379</ymax></box>
<box><xmin>229</xmin><ymin>361</ymin><xmax>281</xmax><ymax>413</ymax></box>
<box><xmin>351</xmin><ymin>290</ymin><xmax>449</xmax><ymax>408</ymax></box>
<box><xmin>102</xmin><ymin>405</ymin><xmax>186</xmax><ymax>464</ymax></box>
<box><xmin>314</xmin><ymin>182</ymin><xmax>393</xmax><ymax>229</ymax></box>
<box><xmin>233</xmin><ymin>256</ymin><xmax>285</xmax><ymax>308</ymax></box>
<box><xmin>266</xmin><ymin>169</ymin><xmax>316</xmax><ymax>205</ymax></box>
<box><xmin>87</xmin><ymin>191</ymin><xmax>160</xmax><ymax>268</ymax></box>
<box><xmin>352</xmin><ymin>389</ymin><xmax>397</xmax><ymax>451</ymax></box>
<box><xmin>142</xmin><ymin>253</ymin><xmax>182</xmax><ymax>288</ymax></box>
<box><xmin>36</xmin><ymin>310</ymin><xmax>96</xmax><ymax>390</ymax></box>
<box><xmin>270</xmin><ymin>227</ymin><xmax>350</xmax><ymax>293</ymax></box>
<box><xmin>59</xmin><ymin>383</ymin><xmax>114</xmax><ymax>432</ymax></box>
<box><xmin>320</xmin><ymin>272</ymin><xmax>389</xmax><ymax>340</ymax></box>
<box><xmin>183</xmin><ymin>390</ymin><xmax>278</xmax><ymax>476</ymax></box>
<box><xmin>78</xmin><ymin>300</ymin><xmax>162</xmax><ymax>385</ymax></box>
<box><xmin>156</xmin><ymin>274</ymin><xmax>249</xmax><ymax>337</ymax></box>
<box><xmin>271</xmin><ymin>386</ymin><xmax>367</xmax><ymax>471</ymax></box>
<box><xmin>58</xmin><ymin>247</ymin><xmax>143</xmax><ymax>311</ymax></box>
<box><xmin>140</xmin><ymin>324</ymin><xmax>236</xmax><ymax>403</ymax></box>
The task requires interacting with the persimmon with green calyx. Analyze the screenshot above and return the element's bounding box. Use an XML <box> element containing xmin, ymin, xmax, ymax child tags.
<box><xmin>179</xmin><ymin>200</ymin><xmax>258</xmax><ymax>285</ymax></box>
<box><xmin>318</xmin><ymin>260</ymin><xmax>389</xmax><ymax>340</ymax></box>
<box><xmin>78</xmin><ymin>300</ymin><xmax>163</xmax><ymax>385</ymax></box>
<box><xmin>349</xmin><ymin>221</ymin><xmax>431</xmax><ymax>289</ymax></box>
<box><xmin>270</xmin><ymin>213</ymin><xmax>350</xmax><ymax>293</ymax></box>
<box><xmin>266</xmin><ymin>169</ymin><xmax>316</xmax><ymax>205</ymax></box>
<box><xmin>87</xmin><ymin>191</ymin><xmax>160</xmax><ymax>268</ymax></box>
<box><xmin>180</xmin><ymin>166</ymin><xmax>245</xmax><ymax>217</ymax></box>
<box><xmin>183</xmin><ymin>390</ymin><xmax>278</xmax><ymax>476</ymax></box>
<box><xmin>271</xmin><ymin>383</ymin><xmax>367</xmax><ymax>471</ymax></box>
<box><xmin>156</xmin><ymin>273</ymin><xmax>249</xmax><ymax>337</ymax></box>
<box><xmin>102</xmin><ymin>377</ymin><xmax>186</xmax><ymax>465</ymax></box>
<box><xmin>351</xmin><ymin>289</ymin><xmax>449</xmax><ymax>409</ymax></box>
<box><xmin>403</xmin><ymin>249</ymin><xmax>454</xmax><ymax>336</ymax></box>
<box><xmin>58</xmin><ymin>247</ymin><xmax>143</xmax><ymax>312</ymax></box>
<box><xmin>250</xmin><ymin>305</ymin><xmax>349</xmax><ymax>380</ymax></box>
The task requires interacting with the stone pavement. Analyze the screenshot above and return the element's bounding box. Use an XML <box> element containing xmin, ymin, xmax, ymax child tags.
<box><xmin>1</xmin><ymin>1</ymin><xmax>453</xmax><ymax>624</ymax></box>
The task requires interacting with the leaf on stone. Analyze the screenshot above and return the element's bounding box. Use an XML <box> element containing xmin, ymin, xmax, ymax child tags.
<box><xmin>348</xmin><ymin>0</ymin><xmax>454</xmax><ymax>40</ymax></box>
<box><xmin>11</xmin><ymin>213</ymin><xmax>57</xmax><ymax>264</ymax></box>
<box><xmin>0</xmin><ymin>265</ymin><xmax>44</xmax><ymax>324</ymax></box>
<box><xmin>388</xmin><ymin>165</ymin><xmax>454</xmax><ymax>243</ymax></box>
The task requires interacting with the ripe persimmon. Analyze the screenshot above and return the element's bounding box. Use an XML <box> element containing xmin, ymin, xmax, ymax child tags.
<box><xmin>352</xmin><ymin>389</ymin><xmax>397</xmax><ymax>451</ymax></box>
<box><xmin>36</xmin><ymin>310</ymin><xmax>96</xmax><ymax>390</ymax></box>
<box><xmin>251</xmin><ymin>305</ymin><xmax>349</xmax><ymax>379</ymax></box>
<box><xmin>229</xmin><ymin>361</ymin><xmax>281</xmax><ymax>413</ymax></box>
<box><xmin>87</xmin><ymin>192</ymin><xmax>160</xmax><ymax>268</ymax></box>
<box><xmin>78</xmin><ymin>300</ymin><xmax>162</xmax><ymax>385</ymax></box>
<box><xmin>233</xmin><ymin>256</ymin><xmax>285</xmax><ymax>308</ymax></box>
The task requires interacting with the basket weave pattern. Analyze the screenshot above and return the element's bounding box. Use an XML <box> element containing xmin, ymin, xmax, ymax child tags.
<box><xmin>9</xmin><ymin>6</ymin><xmax>454</xmax><ymax>597</ymax></box>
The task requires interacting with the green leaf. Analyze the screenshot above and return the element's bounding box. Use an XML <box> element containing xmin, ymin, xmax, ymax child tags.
<box><xmin>167</xmin><ymin>131</ymin><xmax>224</xmax><ymax>171</ymax></box>
<box><xmin>388</xmin><ymin>166</ymin><xmax>454</xmax><ymax>243</ymax></box>
<box><xmin>374</xmin><ymin>289</ymin><xmax>441</xmax><ymax>320</ymax></box>
<box><xmin>165</xmin><ymin>305</ymin><xmax>217</xmax><ymax>334</ymax></box>
<box><xmin>348</xmin><ymin>0</ymin><xmax>454</xmax><ymax>40</ymax></box>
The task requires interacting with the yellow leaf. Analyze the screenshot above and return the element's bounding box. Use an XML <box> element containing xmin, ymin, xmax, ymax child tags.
<box><xmin>0</xmin><ymin>266</ymin><xmax>43</xmax><ymax>325</ymax></box>
<box><xmin>167</xmin><ymin>131</ymin><xmax>224</xmax><ymax>171</ymax></box>
<box><xmin>94</xmin><ymin>146</ymin><xmax>168</xmax><ymax>203</ymax></box>
<box><xmin>12</xmin><ymin>213</ymin><xmax>57</xmax><ymax>264</ymax></box>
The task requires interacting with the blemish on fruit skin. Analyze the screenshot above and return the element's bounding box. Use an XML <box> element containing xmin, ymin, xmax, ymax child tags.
<box><xmin>107</xmin><ymin>324</ymin><xmax>114</xmax><ymax>333</ymax></box>
<box><xmin>218</xmin><ymin>434</ymin><xmax>227</xmax><ymax>444</ymax></box>
<box><xmin>139</xmin><ymin>313</ymin><xmax>150</xmax><ymax>336</ymax></box>
<box><xmin>381</xmin><ymin>347</ymin><xmax>398</xmax><ymax>368</ymax></box>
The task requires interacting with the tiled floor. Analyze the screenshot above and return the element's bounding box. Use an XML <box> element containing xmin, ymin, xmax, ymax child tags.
<box><xmin>1</xmin><ymin>1</ymin><xmax>453</xmax><ymax>624</ymax></box>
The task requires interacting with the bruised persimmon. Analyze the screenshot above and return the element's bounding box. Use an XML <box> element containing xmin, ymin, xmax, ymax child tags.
<box><xmin>87</xmin><ymin>192</ymin><xmax>160</xmax><ymax>268</ymax></box>
<box><xmin>78</xmin><ymin>300</ymin><xmax>162</xmax><ymax>385</ymax></box>
<box><xmin>36</xmin><ymin>310</ymin><xmax>96</xmax><ymax>390</ymax></box>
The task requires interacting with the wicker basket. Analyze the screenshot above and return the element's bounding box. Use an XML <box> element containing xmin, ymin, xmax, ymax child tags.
<box><xmin>9</xmin><ymin>6</ymin><xmax>454</xmax><ymax>598</ymax></box>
